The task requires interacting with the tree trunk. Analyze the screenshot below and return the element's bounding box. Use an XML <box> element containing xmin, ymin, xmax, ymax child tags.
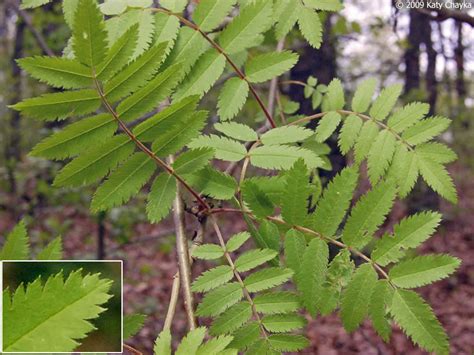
<box><xmin>5</xmin><ymin>16</ymin><xmax>25</xmax><ymax>195</ymax></box>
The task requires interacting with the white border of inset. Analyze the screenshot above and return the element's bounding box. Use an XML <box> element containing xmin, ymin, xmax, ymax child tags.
<box><xmin>0</xmin><ymin>259</ymin><xmax>123</xmax><ymax>354</ymax></box>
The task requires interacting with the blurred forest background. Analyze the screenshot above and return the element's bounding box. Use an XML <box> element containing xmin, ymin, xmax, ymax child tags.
<box><xmin>0</xmin><ymin>0</ymin><xmax>472</xmax><ymax>353</ymax></box>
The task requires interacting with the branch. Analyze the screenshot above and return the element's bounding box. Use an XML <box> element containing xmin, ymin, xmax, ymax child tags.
<box><xmin>416</xmin><ymin>8</ymin><xmax>474</xmax><ymax>27</ymax></box>
<box><xmin>169</xmin><ymin>158</ymin><xmax>196</xmax><ymax>330</ymax></box>
<box><xmin>267</xmin><ymin>38</ymin><xmax>286</xmax><ymax>122</ymax></box>
<box><xmin>124</xmin><ymin>344</ymin><xmax>143</xmax><ymax>355</ymax></box>
<box><xmin>152</xmin><ymin>7</ymin><xmax>277</xmax><ymax>129</ymax></box>
<box><xmin>8</xmin><ymin>2</ymin><xmax>55</xmax><ymax>56</ymax></box>
<box><xmin>164</xmin><ymin>219</ymin><xmax>207</xmax><ymax>330</ymax></box>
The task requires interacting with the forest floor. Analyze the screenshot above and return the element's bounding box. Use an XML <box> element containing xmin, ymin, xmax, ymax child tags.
<box><xmin>0</xmin><ymin>162</ymin><xmax>472</xmax><ymax>354</ymax></box>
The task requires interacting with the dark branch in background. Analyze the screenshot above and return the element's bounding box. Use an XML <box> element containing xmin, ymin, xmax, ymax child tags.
<box><xmin>6</xmin><ymin>0</ymin><xmax>55</xmax><ymax>56</ymax></box>
<box><xmin>415</xmin><ymin>8</ymin><xmax>474</xmax><ymax>27</ymax></box>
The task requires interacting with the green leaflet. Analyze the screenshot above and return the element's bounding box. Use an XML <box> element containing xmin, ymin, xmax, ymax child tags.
<box><xmin>274</xmin><ymin>0</ymin><xmax>298</xmax><ymax>39</ymax></box>
<box><xmin>268</xmin><ymin>334</ymin><xmax>309</xmax><ymax>352</ymax></box>
<box><xmin>372</xmin><ymin>211</ymin><xmax>441</xmax><ymax>266</ymax></box>
<box><xmin>18</xmin><ymin>56</ymin><xmax>92</xmax><ymax>89</ymax></box>
<box><xmin>260</xmin><ymin>126</ymin><xmax>313</xmax><ymax>146</ymax></box>
<box><xmin>250</xmin><ymin>145</ymin><xmax>322</xmax><ymax>170</ymax></box>
<box><xmin>189</xmin><ymin>135</ymin><xmax>246</xmax><ymax>162</ymax></box>
<box><xmin>241</xmin><ymin>180</ymin><xmax>274</xmax><ymax>218</ymax></box>
<box><xmin>173</xmin><ymin>49</ymin><xmax>226</xmax><ymax>100</ymax></box>
<box><xmin>367</xmin><ymin>129</ymin><xmax>396</xmax><ymax>184</ymax></box>
<box><xmin>161</xmin><ymin>0</ymin><xmax>187</xmax><ymax>12</ymax></box>
<box><xmin>217</xmin><ymin>77</ymin><xmax>249</xmax><ymax>120</ymax></box>
<box><xmin>21</xmin><ymin>0</ymin><xmax>51</xmax><ymax>9</ymax></box>
<box><xmin>73</xmin><ymin>0</ymin><xmax>108</xmax><ymax>68</ymax></box>
<box><xmin>192</xmin><ymin>265</ymin><xmax>234</xmax><ymax>293</ymax></box>
<box><xmin>185</xmin><ymin>165</ymin><xmax>237</xmax><ymax>200</ymax></box>
<box><xmin>162</xmin><ymin>27</ymin><xmax>208</xmax><ymax>75</ymax></box>
<box><xmin>247</xmin><ymin>339</ymin><xmax>278</xmax><ymax>354</ymax></box>
<box><xmin>30</xmin><ymin>114</ymin><xmax>116</xmax><ymax>160</ymax></box>
<box><xmin>325</xmin><ymin>78</ymin><xmax>345</xmax><ymax>111</ymax></box>
<box><xmin>368</xmin><ymin>280</ymin><xmax>392</xmax><ymax>342</ymax></box>
<box><xmin>146</xmin><ymin>173</ymin><xmax>176</xmax><ymax>223</ymax></box>
<box><xmin>281</xmin><ymin>159</ymin><xmax>310</xmax><ymax>226</ymax></box>
<box><xmin>253</xmin><ymin>291</ymin><xmax>301</xmax><ymax>315</ymax></box>
<box><xmin>390</xmin><ymin>289</ymin><xmax>449</xmax><ymax>354</ymax></box>
<box><xmin>133</xmin><ymin>95</ymin><xmax>198</xmax><ymax>141</ymax></box>
<box><xmin>124</xmin><ymin>313</ymin><xmax>146</xmax><ymax>339</ymax></box>
<box><xmin>244</xmin><ymin>267</ymin><xmax>293</xmax><ymax>293</ymax></box>
<box><xmin>245</xmin><ymin>51</ymin><xmax>299</xmax><ymax>83</ymax></box>
<box><xmin>36</xmin><ymin>237</ymin><xmax>63</xmax><ymax>260</ymax></box>
<box><xmin>97</xmin><ymin>22</ymin><xmax>139</xmax><ymax>81</ymax></box>
<box><xmin>192</xmin><ymin>244</ymin><xmax>225</xmax><ymax>260</ymax></box>
<box><xmin>218</xmin><ymin>0</ymin><xmax>273</xmax><ymax>54</ymax></box>
<box><xmin>297</xmin><ymin>238</ymin><xmax>329</xmax><ymax>316</ymax></box>
<box><xmin>11</xmin><ymin>89</ymin><xmax>101</xmax><ymax>121</ymax></box>
<box><xmin>310</xmin><ymin>166</ymin><xmax>358</xmax><ymax>237</ymax></box>
<box><xmin>315</xmin><ymin>111</ymin><xmax>342</xmax><ymax>142</ymax></box>
<box><xmin>3</xmin><ymin>270</ymin><xmax>112</xmax><ymax>352</ymax></box>
<box><xmin>111</xmin><ymin>9</ymin><xmax>155</xmax><ymax>60</ymax></box>
<box><xmin>338</xmin><ymin>114</ymin><xmax>363</xmax><ymax>154</ymax></box>
<box><xmin>262</xmin><ymin>314</ymin><xmax>306</xmax><ymax>333</ymax></box>
<box><xmin>193</xmin><ymin>0</ymin><xmax>237</xmax><ymax>32</ymax></box>
<box><xmin>175</xmin><ymin>327</ymin><xmax>207</xmax><ymax>355</ymax></box>
<box><xmin>196</xmin><ymin>283</ymin><xmax>243</xmax><ymax>317</ymax></box>
<box><xmin>215</xmin><ymin>122</ymin><xmax>258</xmax><ymax>142</ymax></box>
<box><xmin>258</xmin><ymin>221</ymin><xmax>280</xmax><ymax>255</ymax></box>
<box><xmin>228</xmin><ymin>322</ymin><xmax>260</xmax><ymax>350</ymax></box>
<box><xmin>340</xmin><ymin>264</ymin><xmax>378</xmax><ymax>332</ymax></box>
<box><xmin>388</xmin><ymin>144</ymin><xmax>419</xmax><ymax>198</ymax></box>
<box><xmin>389</xmin><ymin>254</ymin><xmax>460</xmax><ymax>288</ymax></box>
<box><xmin>297</xmin><ymin>6</ymin><xmax>323</xmax><ymax>49</ymax></box>
<box><xmin>246</xmin><ymin>175</ymin><xmax>286</xmax><ymax>205</ymax></box>
<box><xmin>210</xmin><ymin>302</ymin><xmax>252</xmax><ymax>336</ymax></box>
<box><xmin>196</xmin><ymin>335</ymin><xmax>234</xmax><ymax>355</ymax></box>
<box><xmin>154</xmin><ymin>12</ymin><xmax>180</xmax><ymax>55</ymax></box>
<box><xmin>153</xmin><ymin>329</ymin><xmax>172</xmax><ymax>355</ymax></box>
<box><xmin>91</xmin><ymin>152</ymin><xmax>155</xmax><ymax>212</ymax></box>
<box><xmin>151</xmin><ymin>110</ymin><xmax>208</xmax><ymax>156</ymax></box>
<box><xmin>173</xmin><ymin>148</ymin><xmax>214</xmax><ymax>175</ymax></box>
<box><xmin>117</xmin><ymin>63</ymin><xmax>182</xmax><ymax>122</ymax></box>
<box><xmin>418</xmin><ymin>157</ymin><xmax>457</xmax><ymax>203</ymax></box>
<box><xmin>226</xmin><ymin>232</ymin><xmax>251</xmax><ymax>252</ymax></box>
<box><xmin>303</xmin><ymin>0</ymin><xmax>343</xmax><ymax>11</ymax></box>
<box><xmin>63</xmin><ymin>0</ymin><xmax>79</xmax><ymax>28</ymax></box>
<box><xmin>1</xmin><ymin>220</ymin><xmax>29</xmax><ymax>260</ymax></box>
<box><xmin>53</xmin><ymin>135</ymin><xmax>134</xmax><ymax>187</ymax></box>
<box><xmin>369</xmin><ymin>83</ymin><xmax>403</xmax><ymax>121</ymax></box>
<box><xmin>234</xmin><ymin>248</ymin><xmax>278</xmax><ymax>272</ymax></box>
<box><xmin>104</xmin><ymin>42</ymin><xmax>168</xmax><ymax>102</ymax></box>
<box><xmin>402</xmin><ymin>116</ymin><xmax>451</xmax><ymax>146</ymax></box>
<box><xmin>342</xmin><ymin>180</ymin><xmax>397</xmax><ymax>249</ymax></box>
<box><xmin>319</xmin><ymin>249</ymin><xmax>354</xmax><ymax>315</ymax></box>
<box><xmin>415</xmin><ymin>142</ymin><xmax>457</xmax><ymax>164</ymax></box>
<box><xmin>351</xmin><ymin>77</ymin><xmax>377</xmax><ymax>113</ymax></box>
<box><xmin>387</xmin><ymin>102</ymin><xmax>430</xmax><ymax>133</ymax></box>
<box><xmin>284</xmin><ymin>229</ymin><xmax>307</xmax><ymax>275</ymax></box>
<box><xmin>354</xmin><ymin>120</ymin><xmax>379</xmax><ymax>163</ymax></box>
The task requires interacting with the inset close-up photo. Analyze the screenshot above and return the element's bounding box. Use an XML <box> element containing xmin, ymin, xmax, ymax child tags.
<box><xmin>2</xmin><ymin>261</ymin><xmax>122</xmax><ymax>353</ymax></box>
